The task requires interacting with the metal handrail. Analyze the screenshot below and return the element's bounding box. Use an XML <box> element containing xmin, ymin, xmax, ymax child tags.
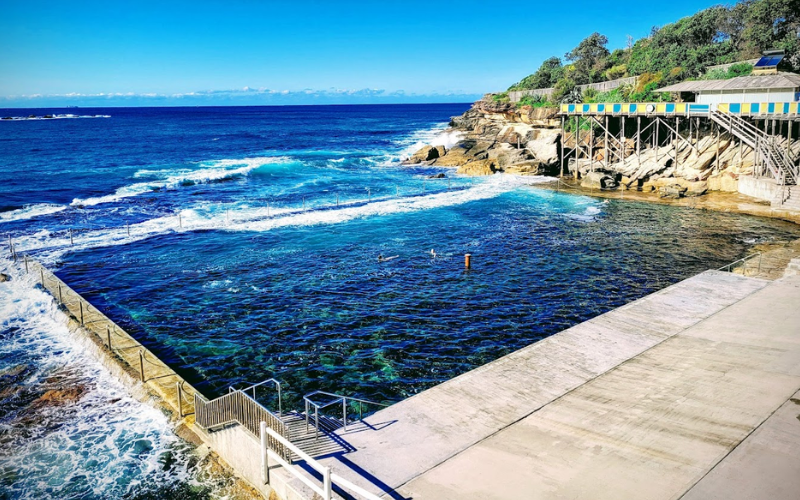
<box><xmin>303</xmin><ymin>390</ymin><xmax>390</xmax><ymax>439</ymax></box>
<box><xmin>260</xmin><ymin>424</ymin><xmax>382</xmax><ymax>500</ymax></box>
<box><xmin>229</xmin><ymin>378</ymin><xmax>283</xmax><ymax>417</ymax></box>
<box><xmin>718</xmin><ymin>253</ymin><xmax>762</xmax><ymax>275</ymax></box>
<box><xmin>710</xmin><ymin>110</ymin><xmax>796</xmax><ymax>185</ymax></box>
<box><xmin>195</xmin><ymin>389</ymin><xmax>291</xmax><ymax>461</ymax></box>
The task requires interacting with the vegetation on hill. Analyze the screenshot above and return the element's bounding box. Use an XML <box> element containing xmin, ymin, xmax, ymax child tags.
<box><xmin>507</xmin><ymin>0</ymin><xmax>799</xmax><ymax>105</ymax></box>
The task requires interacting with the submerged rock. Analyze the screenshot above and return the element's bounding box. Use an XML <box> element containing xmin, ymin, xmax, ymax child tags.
<box><xmin>427</xmin><ymin>173</ymin><xmax>446</xmax><ymax>179</ymax></box>
<box><xmin>34</xmin><ymin>386</ymin><xmax>87</xmax><ymax>406</ymax></box>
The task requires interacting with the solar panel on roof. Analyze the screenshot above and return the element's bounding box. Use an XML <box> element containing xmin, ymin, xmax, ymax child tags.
<box><xmin>755</xmin><ymin>55</ymin><xmax>784</xmax><ymax>67</ymax></box>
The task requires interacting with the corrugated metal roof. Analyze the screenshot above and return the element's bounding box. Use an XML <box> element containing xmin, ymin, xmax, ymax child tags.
<box><xmin>656</xmin><ymin>73</ymin><xmax>800</xmax><ymax>93</ymax></box>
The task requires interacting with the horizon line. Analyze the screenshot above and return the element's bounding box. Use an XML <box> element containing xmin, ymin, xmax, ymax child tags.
<box><xmin>0</xmin><ymin>101</ymin><xmax>477</xmax><ymax>111</ymax></box>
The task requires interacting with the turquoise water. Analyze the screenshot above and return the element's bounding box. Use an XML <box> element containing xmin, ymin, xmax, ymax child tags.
<box><xmin>2</xmin><ymin>104</ymin><xmax>799</xmax><ymax>498</ymax></box>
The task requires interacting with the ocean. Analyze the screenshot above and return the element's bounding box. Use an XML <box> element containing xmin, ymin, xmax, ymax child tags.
<box><xmin>2</xmin><ymin>104</ymin><xmax>799</xmax><ymax>499</ymax></box>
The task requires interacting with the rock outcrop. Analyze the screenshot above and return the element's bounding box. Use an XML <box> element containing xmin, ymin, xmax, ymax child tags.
<box><xmin>402</xmin><ymin>145</ymin><xmax>446</xmax><ymax>165</ymax></box>
<box><xmin>403</xmin><ymin>95</ymin><xmax>563</xmax><ymax>176</ymax></box>
<box><xmin>402</xmin><ymin>93</ymin><xmax>800</xmax><ymax>197</ymax></box>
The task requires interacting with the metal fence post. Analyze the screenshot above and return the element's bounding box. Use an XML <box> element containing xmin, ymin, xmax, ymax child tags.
<box><xmin>107</xmin><ymin>326</ymin><xmax>112</xmax><ymax>349</ymax></box>
<box><xmin>323</xmin><ymin>467</ymin><xmax>332</xmax><ymax>500</ymax></box>
<box><xmin>315</xmin><ymin>406</ymin><xmax>319</xmax><ymax>440</ymax></box>
<box><xmin>24</xmin><ymin>254</ymin><xmax>28</xmax><ymax>273</ymax></box>
<box><xmin>80</xmin><ymin>301</ymin><xmax>84</xmax><ymax>325</ymax></box>
<box><xmin>342</xmin><ymin>398</ymin><xmax>347</xmax><ymax>431</ymax></box>
<box><xmin>139</xmin><ymin>350</ymin><xmax>145</xmax><ymax>382</ymax></box>
<box><xmin>58</xmin><ymin>283</ymin><xmax>63</xmax><ymax>303</ymax></box>
<box><xmin>40</xmin><ymin>268</ymin><xmax>44</xmax><ymax>285</ymax></box>
<box><xmin>176</xmin><ymin>382</ymin><xmax>184</xmax><ymax>418</ymax></box>
<box><xmin>260</xmin><ymin>421</ymin><xmax>270</xmax><ymax>484</ymax></box>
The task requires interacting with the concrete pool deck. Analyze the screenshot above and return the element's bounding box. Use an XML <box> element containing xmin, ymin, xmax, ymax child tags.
<box><xmin>304</xmin><ymin>270</ymin><xmax>800</xmax><ymax>499</ymax></box>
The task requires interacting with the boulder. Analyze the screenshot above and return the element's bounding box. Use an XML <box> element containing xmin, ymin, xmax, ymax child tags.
<box><xmin>504</xmin><ymin>161</ymin><xmax>545</xmax><ymax>175</ymax></box>
<box><xmin>685</xmin><ymin>181</ymin><xmax>708</xmax><ymax>197</ymax></box>
<box><xmin>403</xmin><ymin>145</ymin><xmax>442</xmax><ymax>165</ymax></box>
<box><xmin>433</xmin><ymin>145</ymin><xmax>473</xmax><ymax>167</ymax></box>
<box><xmin>457</xmin><ymin>159</ymin><xmax>497</xmax><ymax>176</ymax></box>
<box><xmin>525</xmin><ymin>129</ymin><xmax>561</xmax><ymax>166</ymax></box>
<box><xmin>0</xmin><ymin>273</ymin><xmax>9</xmax><ymax>282</ymax></box>
<box><xmin>658</xmin><ymin>184</ymin><xmax>688</xmax><ymax>199</ymax></box>
<box><xmin>427</xmin><ymin>173</ymin><xmax>446</xmax><ymax>179</ymax></box>
<box><xmin>580</xmin><ymin>171</ymin><xmax>616</xmax><ymax>190</ymax></box>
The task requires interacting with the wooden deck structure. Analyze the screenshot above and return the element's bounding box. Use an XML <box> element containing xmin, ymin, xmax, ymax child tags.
<box><xmin>557</xmin><ymin>102</ymin><xmax>800</xmax><ymax>185</ymax></box>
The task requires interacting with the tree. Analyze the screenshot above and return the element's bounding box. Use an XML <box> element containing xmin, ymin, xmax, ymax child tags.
<box><xmin>741</xmin><ymin>0</ymin><xmax>800</xmax><ymax>70</ymax></box>
<box><xmin>565</xmin><ymin>32</ymin><xmax>610</xmax><ymax>84</ymax></box>
<box><xmin>508</xmin><ymin>56</ymin><xmax>564</xmax><ymax>90</ymax></box>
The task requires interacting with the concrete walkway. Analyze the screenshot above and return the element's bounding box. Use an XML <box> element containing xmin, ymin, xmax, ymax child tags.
<box><xmin>308</xmin><ymin>271</ymin><xmax>800</xmax><ymax>499</ymax></box>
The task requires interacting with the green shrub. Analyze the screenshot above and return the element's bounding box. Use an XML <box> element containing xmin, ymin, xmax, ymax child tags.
<box><xmin>491</xmin><ymin>92</ymin><xmax>510</xmax><ymax>103</ymax></box>
<box><xmin>727</xmin><ymin>63</ymin><xmax>752</xmax><ymax>77</ymax></box>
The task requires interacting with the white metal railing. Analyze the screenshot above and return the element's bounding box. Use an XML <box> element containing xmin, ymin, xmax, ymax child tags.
<box><xmin>303</xmin><ymin>390</ymin><xmax>390</xmax><ymax>440</ymax></box>
<box><xmin>195</xmin><ymin>389</ymin><xmax>291</xmax><ymax>461</ymax></box>
<box><xmin>718</xmin><ymin>253</ymin><xmax>762</xmax><ymax>275</ymax></box>
<box><xmin>710</xmin><ymin>110</ymin><xmax>797</xmax><ymax>185</ymax></box>
<box><xmin>260</xmin><ymin>423</ymin><xmax>382</xmax><ymax>500</ymax></box>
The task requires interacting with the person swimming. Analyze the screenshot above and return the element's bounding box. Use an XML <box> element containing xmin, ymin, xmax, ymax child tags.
<box><xmin>378</xmin><ymin>254</ymin><xmax>384</xmax><ymax>262</ymax></box>
<box><xmin>430</xmin><ymin>249</ymin><xmax>437</xmax><ymax>259</ymax></box>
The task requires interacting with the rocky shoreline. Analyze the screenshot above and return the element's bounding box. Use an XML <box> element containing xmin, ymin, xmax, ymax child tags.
<box><xmin>402</xmin><ymin>95</ymin><xmax>800</xmax><ymax>223</ymax></box>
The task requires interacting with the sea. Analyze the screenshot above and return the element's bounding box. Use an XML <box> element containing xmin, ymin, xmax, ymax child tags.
<box><xmin>2</xmin><ymin>104</ymin><xmax>800</xmax><ymax>499</ymax></box>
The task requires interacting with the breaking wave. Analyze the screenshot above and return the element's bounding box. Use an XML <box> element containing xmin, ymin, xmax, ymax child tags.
<box><xmin>71</xmin><ymin>156</ymin><xmax>294</xmax><ymax>207</ymax></box>
<box><xmin>0</xmin><ymin>204</ymin><xmax>67</xmax><ymax>224</ymax></box>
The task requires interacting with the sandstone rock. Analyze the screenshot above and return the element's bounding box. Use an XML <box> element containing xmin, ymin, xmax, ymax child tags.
<box><xmin>504</xmin><ymin>161</ymin><xmax>545</xmax><ymax>175</ymax></box>
<box><xmin>457</xmin><ymin>159</ymin><xmax>496</xmax><ymax>176</ymax></box>
<box><xmin>525</xmin><ymin>129</ymin><xmax>561</xmax><ymax>166</ymax></box>
<box><xmin>433</xmin><ymin>145</ymin><xmax>473</xmax><ymax>167</ymax></box>
<box><xmin>403</xmin><ymin>145</ymin><xmax>442</xmax><ymax>164</ymax></box>
<box><xmin>35</xmin><ymin>386</ymin><xmax>87</xmax><ymax>406</ymax></box>
<box><xmin>685</xmin><ymin>181</ymin><xmax>708</xmax><ymax>197</ymax></box>
<box><xmin>659</xmin><ymin>184</ymin><xmax>688</xmax><ymax>199</ymax></box>
<box><xmin>465</xmin><ymin>141</ymin><xmax>493</xmax><ymax>159</ymax></box>
<box><xmin>581</xmin><ymin>171</ymin><xmax>616</xmax><ymax>190</ymax></box>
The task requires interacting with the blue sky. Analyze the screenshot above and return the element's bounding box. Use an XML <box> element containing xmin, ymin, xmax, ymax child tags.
<box><xmin>0</xmin><ymin>0</ymin><xmax>719</xmax><ymax>107</ymax></box>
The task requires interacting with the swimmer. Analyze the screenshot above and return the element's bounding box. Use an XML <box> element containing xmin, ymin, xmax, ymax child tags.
<box><xmin>430</xmin><ymin>249</ymin><xmax>437</xmax><ymax>259</ymax></box>
<box><xmin>378</xmin><ymin>254</ymin><xmax>384</xmax><ymax>262</ymax></box>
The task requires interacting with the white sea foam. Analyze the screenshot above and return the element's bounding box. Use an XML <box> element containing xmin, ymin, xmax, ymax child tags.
<box><xmin>15</xmin><ymin>174</ymin><xmax>555</xmax><ymax>264</ymax></box>
<box><xmin>0</xmin><ymin>263</ymin><xmax>200</xmax><ymax>498</ymax></box>
<box><xmin>0</xmin><ymin>203</ymin><xmax>67</xmax><ymax>223</ymax></box>
<box><xmin>388</xmin><ymin>124</ymin><xmax>464</xmax><ymax>165</ymax></box>
<box><xmin>71</xmin><ymin>156</ymin><xmax>292</xmax><ymax>207</ymax></box>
